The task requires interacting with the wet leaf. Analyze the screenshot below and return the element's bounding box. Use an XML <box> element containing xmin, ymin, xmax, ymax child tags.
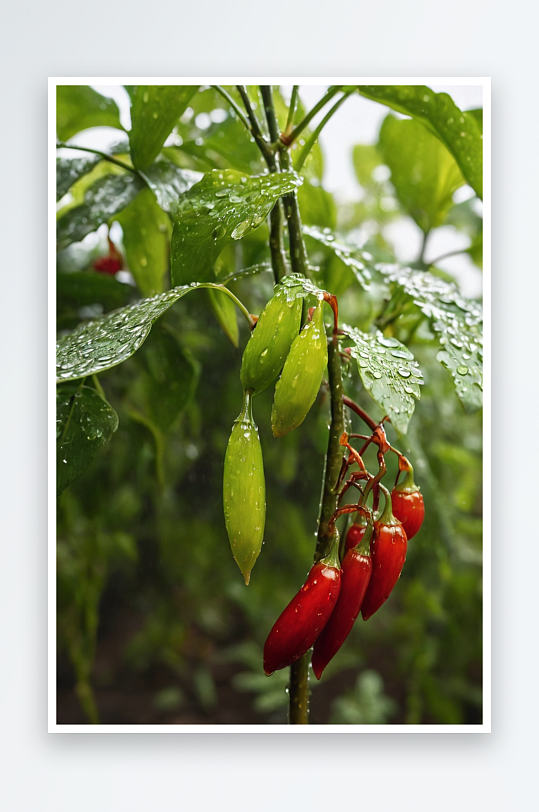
<box><xmin>114</xmin><ymin>187</ymin><xmax>171</xmax><ymax>296</ymax></box>
<box><xmin>343</xmin><ymin>325</ymin><xmax>424</xmax><ymax>434</ymax></box>
<box><xmin>57</xmin><ymin>173</ymin><xmax>143</xmax><ymax>250</ymax></box>
<box><xmin>175</xmin><ymin>112</ymin><xmax>263</xmax><ymax>174</ymax></box>
<box><xmin>378</xmin><ymin>116</ymin><xmax>464</xmax><ymax>232</ymax></box>
<box><xmin>132</xmin><ymin>322</ymin><xmax>199</xmax><ymax>432</ymax></box>
<box><xmin>377</xmin><ymin>264</ymin><xmax>483</xmax><ymax>411</ymax></box>
<box><xmin>142</xmin><ymin>161</ymin><xmax>202</xmax><ymax>213</ymax></box>
<box><xmin>129</xmin><ymin>85</ymin><xmax>200</xmax><ymax>170</ymax></box>
<box><xmin>170</xmin><ymin>169</ymin><xmax>303</xmax><ymax>285</ymax></box>
<box><xmin>276</xmin><ymin>272</ymin><xmax>328</xmax><ymax>302</ymax></box>
<box><xmin>56</xmin><ymin>284</ymin><xmax>202</xmax><ymax>382</ymax></box>
<box><xmin>303</xmin><ymin>225</ymin><xmax>373</xmax><ymax>290</ymax></box>
<box><xmin>358</xmin><ymin>85</ymin><xmax>483</xmax><ymax>199</ymax></box>
<box><xmin>57</xmin><ymin>154</ymin><xmax>100</xmax><ymax>201</ymax></box>
<box><xmin>57</xmin><ymin>383</ymin><xmax>119</xmax><ymax>494</ymax></box>
<box><xmin>57</xmin><ymin>86</ymin><xmax>124</xmax><ymax>141</ymax></box>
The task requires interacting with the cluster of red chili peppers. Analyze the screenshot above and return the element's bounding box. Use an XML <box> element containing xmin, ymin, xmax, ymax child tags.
<box><xmin>263</xmin><ymin>398</ymin><xmax>425</xmax><ymax>679</ymax></box>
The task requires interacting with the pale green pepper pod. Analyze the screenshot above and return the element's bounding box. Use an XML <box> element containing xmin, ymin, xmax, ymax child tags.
<box><xmin>240</xmin><ymin>283</ymin><xmax>302</xmax><ymax>395</ymax></box>
<box><xmin>271</xmin><ymin>300</ymin><xmax>328</xmax><ymax>437</ymax></box>
<box><xmin>223</xmin><ymin>390</ymin><xmax>266</xmax><ymax>584</ymax></box>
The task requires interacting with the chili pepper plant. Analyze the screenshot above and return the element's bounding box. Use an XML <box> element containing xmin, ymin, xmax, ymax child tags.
<box><xmin>56</xmin><ymin>83</ymin><xmax>484</xmax><ymax>726</ymax></box>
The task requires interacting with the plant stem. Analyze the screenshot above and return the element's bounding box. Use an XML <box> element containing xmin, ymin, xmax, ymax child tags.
<box><xmin>259</xmin><ymin>86</ymin><xmax>288</xmax><ymax>284</ymax></box>
<box><xmin>289</xmin><ymin>654</ymin><xmax>310</xmax><ymax>724</ymax></box>
<box><xmin>283</xmin><ymin>86</ymin><xmax>343</xmax><ymax>146</ymax></box>
<box><xmin>200</xmin><ymin>283</ymin><xmax>256</xmax><ymax>328</ymax></box>
<box><xmin>75</xmin><ymin>678</ymin><xmax>100</xmax><ymax>724</ymax></box>
<box><xmin>274</xmin><ymin>134</ymin><xmax>311</xmax><ymax>278</ymax></box>
<box><xmin>284</xmin><ymin>85</ymin><xmax>300</xmax><ymax>135</ymax></box>
<box><xmin>56</xmin><ymin>142</ymin><xmax>138</xmax><ymax>176</ymax></box>
<box><xmin>294</xmin><ymin>91</ymin><xmax>353</xmax><ymax>172</ymax></box>
<box><xmin>268</xmin><ymin>204</ymin><xmax>287</xmax><ymax>283</ymax></box>
<box><xmin>236</xmin><ymin>85</ymin><xmax>275</xmax><ymax>167</ymax></box>
<box><xmin>418</xmin><ymin>229</ymin><xmax>430</xmax><ymax>264</ymax></box>
<box><xmin>342</xmin><ymin>395</ymin><xmax>377</xmax><ymax>431</ymax></box>
<box><xmin>288</xmin><ymin>337</ymin><xmax>346</xmax><ymax>724</ymax></box>
<box><xmin>212</xmin><ymin>85</ymin><xmax>252</xmax><ymax>133</ymax></box>
<box><xmin>315</xmin><ymin>339</ymin><xmax>346</xmax><ymax>561</ymax></box>
<box><xmin>427</xmin><ymin>247</ymin><xmax>469</xmax><ymax>267</ymax></box>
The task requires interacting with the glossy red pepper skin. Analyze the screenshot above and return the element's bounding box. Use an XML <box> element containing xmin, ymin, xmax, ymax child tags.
<box><xmin>93</xmin><ymin>238</ymin><xmax>123</xmax><ymax>275</ymax></box>
<box><xmin>344</xmin><ymin>521</ymin><xmax>367</xmax><ymax>552</ymax></box>
<box><xmin>263</xmin><ymin>561</ymin><xmax>341</xmax><ymax>675</ymax></box>
<box><xmin>361</xmin><ymin>520</ymin><xmax>407</xmax><ymax>621</ymax></box>
<box><xmin>93</xmin><ymin>255</ymin><xmax>122</xmax><ymax>275</ymax></box>
<box><xmin>312</xmin><ymin>546</ymin><xmax>372</xmax><ymax>680</ymax></box>
<box><xmin>391</xmin><ymin>488</ymin><xmax>425</xmax><ymax>540</ymax></box>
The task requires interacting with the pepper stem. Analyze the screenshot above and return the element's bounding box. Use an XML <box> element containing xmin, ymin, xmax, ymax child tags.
<box><xmin>395</xmin><ymin>456</ymin><xmax>419</xmax><ymax>492</ymax></box>
<box><xmin>378</xmin><ymin>484</ymin><xmax>397</xmax><ymax>525</ymax></box>
<box><xmin>320</xmin><ymin>530</ymin><xmax>341</xmax><ymax>569</ymax></box>
<box><xmin>356</xmin><ymin>521</ymin><xmax>374</xmax><ymax>556</ymax></box>
<box><xmin>237</xmin><ymin>389</ymin><xmax>254</xmax><ymax>424</ymax></box>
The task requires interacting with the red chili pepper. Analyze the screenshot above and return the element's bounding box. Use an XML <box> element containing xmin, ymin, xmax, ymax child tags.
<box><xmin>312</xmin><ymin>523</ymin><xmax>373</xmax><ymax>680</ymax></box>
<box><xmin>391</xmin><ymin>460</ymin><xmax>424</xmax><ymax>540</ymax></box>
<box><xmin>92</xmin><ymin>237</ymin><xmax>123</xmax><ymax>275</ymax></box>
<box><xmin>391</xmin><ymin>488</ymin><xmax>424</xmax><ymax>540</ymax></box>
<box><xmin>361</xmin><ymin>487</ymin><xmax>407</xmax><ymax>621</ymax></box>
<box><xmin>263</xmin><ymin>543</ymin><xmax>341</xmax><ymax>676</ymax></box>
<box><xmin>344</xmin><ymin>517</ymin><xmax>367</xmax><ymax>551</ymax></box>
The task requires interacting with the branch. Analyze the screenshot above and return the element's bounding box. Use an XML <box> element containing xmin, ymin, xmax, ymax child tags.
<box><xmin>212</xmin><ymin>85</ymin><xmax>252</xmax><ymax>133</ymax></box>
<box><xmin>294</xmin><ymin>91</ymin><xmax>353</xmax><ymax>172</ymax></box>
<box><xmin>56</xmin><ymin>142</ymin><xmax>138</xmax><ymax>176</ymax></box>
<box><xmin>236</xmin><ymin>85</ymin><xmax>275</xmax><ymax>167</ymax></box>
<box><xmin>259</xmin><ymin>86</ymin><xmax>288</xmax><ymax>283</ymax></box>
<box><xmin>282</xmin><ymin>86</ymin><xmax>343</xmax><ymax>146</ymax></box>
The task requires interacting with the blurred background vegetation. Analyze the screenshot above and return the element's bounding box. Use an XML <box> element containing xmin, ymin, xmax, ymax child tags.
<box><xmin>56</xmin><ymin>84</ymin><xmax>482</xmax><ymax>725</ymax></box>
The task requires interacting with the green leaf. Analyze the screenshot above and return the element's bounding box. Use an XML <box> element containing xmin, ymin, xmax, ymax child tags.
<box><xmin>467</xmin><ymin>230</ymin><xmax>483</xmax><ymax>269</ymax></box>
<box><xmin>343</xmin><ymin>325</ymin><xmax>424</xmax><ymax>434</ymax></box>
<box><xmin>57</xmin><ymin>173</ymin><xmax>143</xmax><ymax>250</ymax></box>
<box><xmin>377</xmin><ymin>264</ymin><xmax>483</xmax><ymax>411</ymax></box>
<box><xmin>170</xmin><ymin>169</ymin><xmax>303</xmax><ymax>286</ymax></box>
<box><xmin>57</xmin><ymin>383</ymin><xmax>119</xmax><ymax>494</ymax></box>
<box><xmin>276</xmin><ymin>272</ymin><xmax>328</xmax><ymax>302</ymax></box>
<box><xmin>176</xmin><ymin>113</ymin><xmax>264</xmax><ymax>174</ymax></box>
<box><xmin>378</xmin><ymin>115</ymin><xmax>464</xmax><ymax>233</ymax></box>
<box><xmin>129</xmin><ymin>86</ymin><xmax>200</xmax><ymax>170</ymax></box>
<box><xmin>297</xmin><ymin>179</ymin><xmax>337</xmax><ymax>229</ymax></box>
<box><xmin>220</xmin><ymin>262</ymin><xmax>273</xmax><ymax>285</ymax></box>
<box><xmin>57</xmin><ymin>155</ymin><xmax>100</xmax><ymax>201</ymax></box>
<box><xmin>303</xmin><ymin>225</ymin><xmax>372</xmax><ymax>289</ymax></box>
<box><xmin>444</xmin><ymin>198</ymin><xmax>482</xmax><ymax>235</ymax></box>
<box><xmin>357</xmin><ymin>85</ymin><xmax>483</xmax><ymax>199</ymax></box>
<box><xmin>352</xmin><ymin>143</ymin><xmax>384</xmax><ymax>189</ymax></box>
<box><xmin>114</xmin><ymin>188</ymin><xmax>171</xmax><ymax>297</ymax></box>
<box><xmin>206</xmin><ymin>288</ymin><xmax>239</xmax><ymax>347</ymax></box>
<box><xmin>57</xmin><ymin>271</ymin><xmax>133</xmax><ymax>312</ymax></box>
<box><xmin>56</xmin><ymin>284</ymin><xmax>201</xmax><ymax>382</ymax></box>
<box><xmin>132</xmin><ymin>322</ymin><xmax>199</xmax><ymax>432</ymax></box>
<box><xmin>57</xmin><ymin>86</ymin><xmax>124</xmax><ymax>141</ymax></box>
<box><xmin>142</xmin><ymin>161</ymin><xmax>202</xmax><ymax>213</ymax></box>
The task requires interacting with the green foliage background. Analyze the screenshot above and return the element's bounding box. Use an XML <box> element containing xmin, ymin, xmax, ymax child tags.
<box><xmin>56</xmin><ymin>84</ymin><xmax>483</xmax><ymax>725</ymax></box>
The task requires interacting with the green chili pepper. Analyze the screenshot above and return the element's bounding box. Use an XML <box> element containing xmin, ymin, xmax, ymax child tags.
<box><xmin>223</xmin><ymin>390</ymin><xmax>266</xmax><ymax>584</ymax></box>
<box><xmin>240</xmin><ymin>284</ymin><xmax>302</xmax><ymax>396</ymax></box>
<box><xmin>271</xmin><ymin>300</ymin><xmax>328</xmax><ymax>437</ymax></box>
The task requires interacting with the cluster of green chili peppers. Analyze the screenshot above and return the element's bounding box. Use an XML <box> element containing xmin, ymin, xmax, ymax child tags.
<box><xmin>223</xmin><ymin>282</ymin><xmax>328</xmax><ymax>584</ymax></box>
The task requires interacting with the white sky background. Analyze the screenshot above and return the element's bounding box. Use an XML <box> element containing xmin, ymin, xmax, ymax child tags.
<box><xmin>77</xmin><ymin>84</ymin><xmax>483</xmax><ymax>298</ymax></box>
